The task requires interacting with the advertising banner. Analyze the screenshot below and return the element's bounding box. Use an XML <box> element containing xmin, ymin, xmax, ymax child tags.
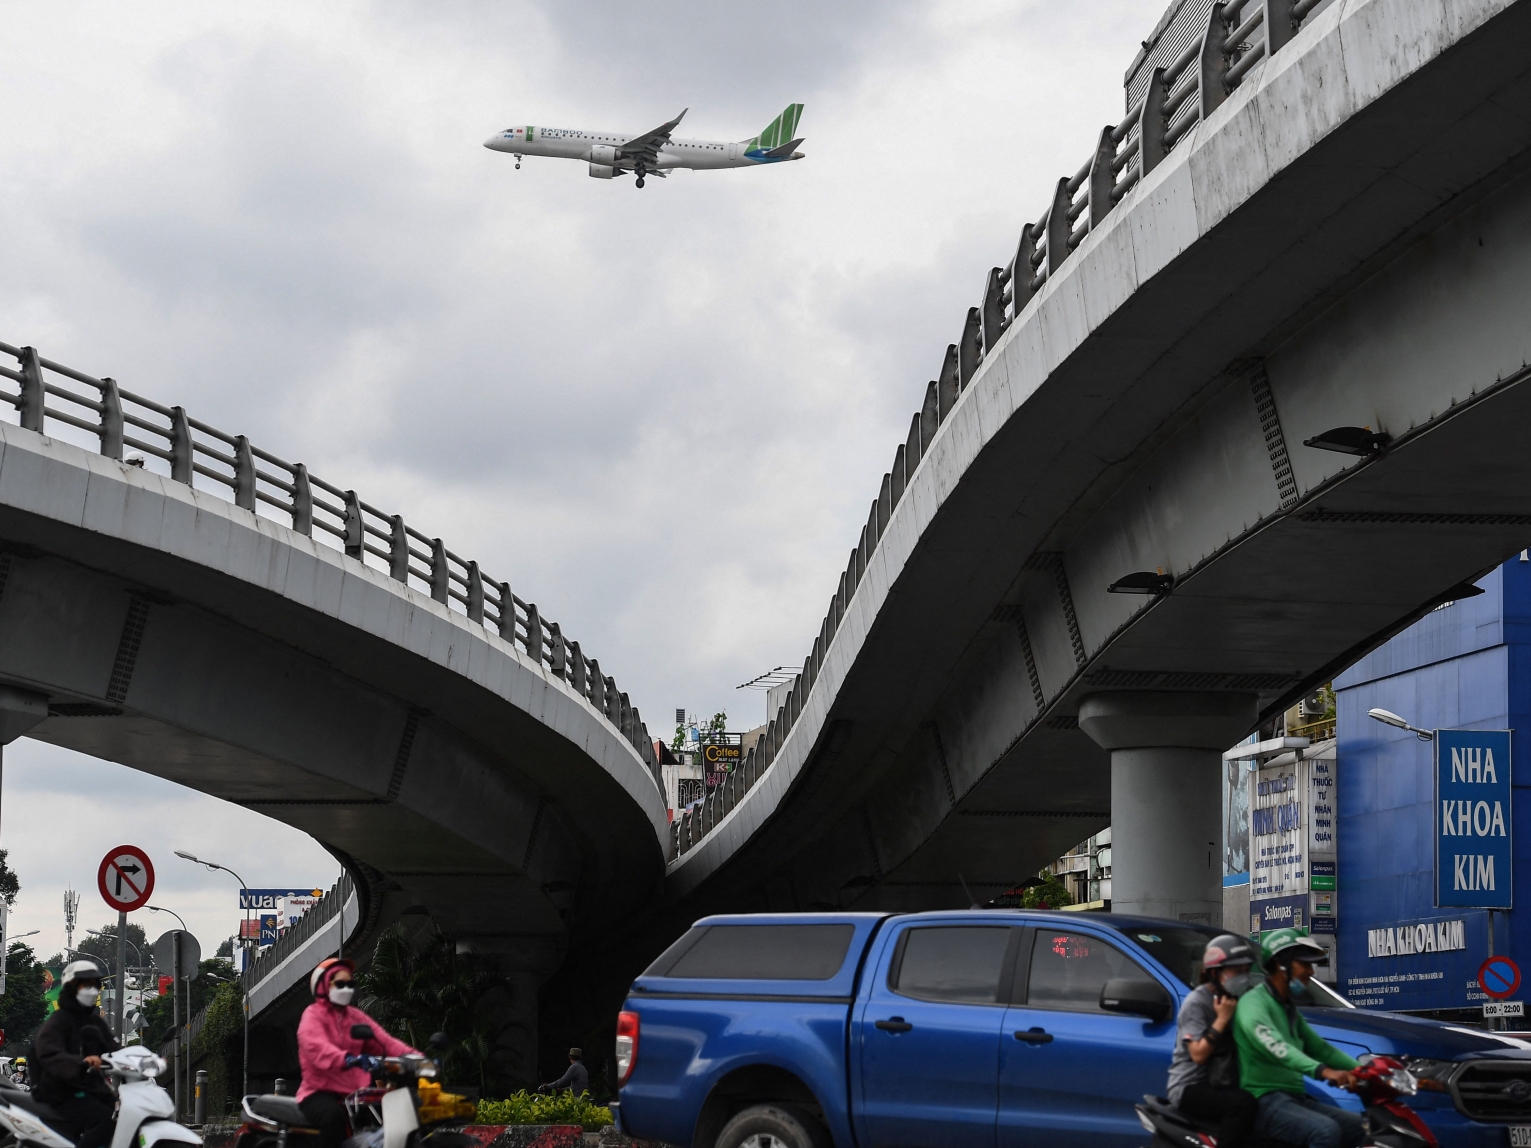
<box><xmin>1249</xmin><ymin>750</ymin><xmax>1339</xmax><ymax>976</ymax></box>
<box><xmin>1435</xmin><ymin>729</ymin><xmax>1512</xmax><ymax>909</ymax></box>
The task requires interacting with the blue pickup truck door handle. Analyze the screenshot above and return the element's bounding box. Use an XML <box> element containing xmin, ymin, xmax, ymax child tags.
<box><xmin>874</xmin><ymin>1017</ymin><xmax>913</xmax><ymax>1033</ymax></box>
<box><xmin>1013</xmin><ymin>1027</ymin><xmax>1053</xmax><ymax>1043</ymax></box>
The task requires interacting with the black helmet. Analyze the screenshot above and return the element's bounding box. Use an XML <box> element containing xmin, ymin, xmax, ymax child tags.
<box><xmin>1202</xmin><ymin>934</ymin><xmax>1256</xmax><ymax>979</ymax></box>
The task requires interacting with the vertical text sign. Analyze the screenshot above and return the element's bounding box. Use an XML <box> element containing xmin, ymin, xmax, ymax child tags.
<box><xmin>1436</xmin><ymin>729</ymin><xmax>1513</xmax><ymax>909</ymax></box>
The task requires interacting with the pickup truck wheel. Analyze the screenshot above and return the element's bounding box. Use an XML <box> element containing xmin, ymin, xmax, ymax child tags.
<box><xmin>716</xmin><ymin>1105</ymin><xmax>827</xmax><ymax>1148</ymax></box>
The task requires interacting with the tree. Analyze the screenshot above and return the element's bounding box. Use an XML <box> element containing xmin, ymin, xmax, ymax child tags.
<box><xmin>0</xmin><ymin>849</ymin><xmax>20</xmax><ymax>908</ymax></box>
<box><xmin>358</xmin><ymin>927</ymin><xmax>506</xmax><ymax>1093</ymax></box>
<box><xmin>76</xmin><ymin>920</ymin><xmax>149</xmax><ymax>979</ymax></box>
<box><xmin>140</xmin><ymin>958</ymin><xmax>237</xmax><ymax>1047</ymax></box>
<box><xmin>0</xmin><ymin>944</ymin><xmax>51</xmax><ymax>1048</ymax></box>
<box><xmin>1021</xmin><ymin>876</ymin><xmax>1075</xmax><ymax>910</ymax></box>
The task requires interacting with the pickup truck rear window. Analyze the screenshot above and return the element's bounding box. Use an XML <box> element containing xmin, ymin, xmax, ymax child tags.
<box><xmin>659</xmin><ymin>924</ymin><xmax>855</xmax><ymax>980</ymax></box>
<box><xmin>892</xmin><ymin>926</ymin><xmax>1013</xmax><ymax>1004</ymax></box>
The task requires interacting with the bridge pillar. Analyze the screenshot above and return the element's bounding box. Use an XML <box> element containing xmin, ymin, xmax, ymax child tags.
<box><xmin>1077</xmin><ymin>691</ymin><xmax>1256</xmax><ymax>926</ymax></box>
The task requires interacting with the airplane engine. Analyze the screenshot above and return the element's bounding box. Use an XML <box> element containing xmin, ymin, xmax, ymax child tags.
<box><xmin>589</xmin><ymin>145</ymin><xmax>619</xmax><ymax>165</ymax></box>
<box><xmin>587</xmin><ymin>162</ymin><xmax>616</xmax><ymax>179</ymax></box>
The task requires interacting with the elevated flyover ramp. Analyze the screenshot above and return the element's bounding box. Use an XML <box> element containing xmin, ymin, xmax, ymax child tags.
<box><xmin>0</xmin><ymin>340</ymin><xmax>670</xmax><ymax>1083</ymax></box>
<box><xmin>665</xmin><ymin>0</ymin><xmax>1531</xmax><ymax>929</ymax></box>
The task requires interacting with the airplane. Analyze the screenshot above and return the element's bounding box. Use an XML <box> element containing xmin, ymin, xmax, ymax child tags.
<box><xmin>483</xmin><ymin>103</ymin><xmax>804</xmax><ymax>188</ymax></box>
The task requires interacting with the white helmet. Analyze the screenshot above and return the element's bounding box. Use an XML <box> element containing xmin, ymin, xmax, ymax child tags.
<box><xmin>61</xmin><ymin>959</ymin><xmax>104</xmax><ymax>986</ymax></box>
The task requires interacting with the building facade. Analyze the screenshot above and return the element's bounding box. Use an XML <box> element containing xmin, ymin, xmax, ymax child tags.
<box><xmin>1334</xmin><ymin>558</ymin><xmax>1530</xmax><ymax>1017</ymax></box>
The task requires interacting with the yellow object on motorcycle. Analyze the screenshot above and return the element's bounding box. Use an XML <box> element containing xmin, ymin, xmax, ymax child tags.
<box><xmin>415</xmin><ymin>1078</ymin><xmax>476</xmax><ymax>1124</ymax></box>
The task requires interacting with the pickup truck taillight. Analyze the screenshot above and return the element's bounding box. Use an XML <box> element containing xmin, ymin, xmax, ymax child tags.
<box><xmin>615</xmin><ymin>1010</ymin><xmax>640</xmax><ymax>1086</ymax></box>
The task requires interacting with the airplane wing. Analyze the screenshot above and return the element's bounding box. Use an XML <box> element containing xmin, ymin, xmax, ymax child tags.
<box><xmin>618</xmin><ymin>109</ymin><xmax>686</xmax><ymax>168</ymax></box>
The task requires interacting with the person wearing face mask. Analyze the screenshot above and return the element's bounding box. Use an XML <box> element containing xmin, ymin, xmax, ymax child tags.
<box><xmin>1164</xmin><ymin>935</ymin><xmax>1259</xmax><ymax>1148</ymax></box>
<box><xmin>1234</xmin><ymin>929</ymin><xmax>1361</xmax><ymax>1148</ymax></box>
<box><xmin>297</xmin><ymin>958</ymin><xmax>420</xmax><ymax>1148</ymax></box>
<box><xmin>32</xmin><ymin>961</ymin><xmax>120</xmax><ymax>1148</ymax></box>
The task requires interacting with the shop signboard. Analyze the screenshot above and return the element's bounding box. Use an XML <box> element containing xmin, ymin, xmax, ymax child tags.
<box><xmin>1435</xmin><ymin>729</ymin><xmax>1512</xmax><ymax>909</ymax></box>
<box><xmin>1248</xmin><ymin>751</ymin><xmax>1339</xmax><ymax>974</ymax></box>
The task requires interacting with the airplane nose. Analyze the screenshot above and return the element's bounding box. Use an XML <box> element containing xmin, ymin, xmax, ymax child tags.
<box><xmin>483</xmin><ymin>135</ymin><xmax>502</xmax><ymax>150</ymax></box>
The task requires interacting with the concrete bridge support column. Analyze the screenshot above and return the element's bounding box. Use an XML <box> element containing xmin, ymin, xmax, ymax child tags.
<box><xmin>1078</xmin><ymin>692</ymin><xmax>1256</xmax><ymax>926</ymax></box>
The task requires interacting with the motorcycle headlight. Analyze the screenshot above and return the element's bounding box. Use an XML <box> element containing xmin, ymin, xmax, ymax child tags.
<box><xmin>1405</xmin><ymin>1058</ymin><xmax>1457</xmax><ymax>1092</ymax></box>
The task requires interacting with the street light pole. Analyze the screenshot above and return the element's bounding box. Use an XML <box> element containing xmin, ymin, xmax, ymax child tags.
<box><xmin>146</xmin><ymin>905</ymin><xmax>191</xmax><ymax>1111</ymax></box>
<box><xmin>175</xmin><ymin>852</ymin><xmax>251</xmax><ymax>1101</ymax></box>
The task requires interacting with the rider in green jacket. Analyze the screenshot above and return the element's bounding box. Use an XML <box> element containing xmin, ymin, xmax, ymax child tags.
<box><xmin>1233</xmin><ymin>930</ymin><xmax>1362</xmax><ymax>1148</ymax></box>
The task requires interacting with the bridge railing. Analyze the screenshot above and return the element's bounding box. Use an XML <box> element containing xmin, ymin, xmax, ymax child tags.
<box><xmin>668</xmin><ymin>0</ymin><xmax>1330</xmax><ymax>862</ymax></box>
<box><xmin>0</xmin><ymin>340</ymin><xmax>664</xmax><ymax>794</ymax></box>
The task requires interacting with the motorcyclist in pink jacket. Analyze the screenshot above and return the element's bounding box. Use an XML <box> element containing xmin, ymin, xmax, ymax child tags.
<box><xmin>297</xmin><ymin>959</ymin><xmax>419</xmax><ymax>1148</ymax></box>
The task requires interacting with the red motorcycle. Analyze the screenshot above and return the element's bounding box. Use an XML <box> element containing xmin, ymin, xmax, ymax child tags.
<box><xmin>1136</xmin><ymin>1054</ymin><xmax>1437</xmax><ymax>1148</ymax></box>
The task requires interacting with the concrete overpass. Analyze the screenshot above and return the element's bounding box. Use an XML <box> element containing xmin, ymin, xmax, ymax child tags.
<box><xmin>664</xmin><ymin>0</ymin><xmax>1531</xmax><ymax>932</ymax></box>
<box><xmin>0</xmin><ymin>341</ymin><xmax>670</xmax><ymax>1083</ymax></box>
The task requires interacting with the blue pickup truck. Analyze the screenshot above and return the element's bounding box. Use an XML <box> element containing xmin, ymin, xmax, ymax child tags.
<box><xmin>611</xmin><ymin>910</ymin><xmax>1531</xmax><ymax>1148</ymax></box>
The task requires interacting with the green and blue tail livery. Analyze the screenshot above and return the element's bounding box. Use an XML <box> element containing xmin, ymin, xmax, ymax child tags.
<box><xmin>743</xmin><ymin>103</ymin><xmax>805</xmax><ymax>160</ymax></box>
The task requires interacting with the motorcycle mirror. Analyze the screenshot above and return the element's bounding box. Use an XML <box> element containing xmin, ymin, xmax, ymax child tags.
<box><xmin>429</xmin><ymin>1032</ymin><xmax>449</xmax><ymax>1050</ymax></box>
<box><xmin>350</xmin><ymin>1024</ymin><xmax>376</xmax><ymax>1041</ymax></box>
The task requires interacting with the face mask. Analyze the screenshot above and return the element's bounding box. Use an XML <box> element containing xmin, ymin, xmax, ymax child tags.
<box><xmin>1287</xmin><ymin>972</ymin><xmax>1311</xmax><ymax>999</ymax></box>
<box><xmin>76</xmin><ymin>987</ymin><xmax>100</xmax><ymax>1008</ymax></box>
<box><xmin>328</xmin><ymin>984</ymin><xmax>355</xmax><ymax>1007</ymax></box>
<box><xmin>1222</xmin><ymin>971</ymin><xmax>1257</xmax><ymax>998</ymax></box>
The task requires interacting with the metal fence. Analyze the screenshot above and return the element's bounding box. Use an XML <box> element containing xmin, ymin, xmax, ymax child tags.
<box><xmin>239</xmin><ymin>872</ymin><xmax>354</xmax><ymax>997</ymax></box>
<box><xmin>0</xmin><ymin>340</ymin><xmax>664</xmax><ymax>793</ymax></box>
<box><xmin>668</xmin><ymin>0</ymin><xmax>1330</xmax><ymax>862</ymax></box>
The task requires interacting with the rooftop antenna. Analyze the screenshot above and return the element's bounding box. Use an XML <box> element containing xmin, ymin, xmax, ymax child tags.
<box><xmin>958</xmin><ymin>873</ymin><xmax>981</xmax><ymax>910</ymax></box>
<box><xmin>63</xmin><ymin>887</ymin><xmax>79</xmax><ymax>954</ymax></box>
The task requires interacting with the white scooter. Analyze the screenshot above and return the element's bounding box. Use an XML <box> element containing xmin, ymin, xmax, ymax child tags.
<box><xmin>0</xmin><ymin>1046</ymin><xmax>200</xmax><ymax>1148</ymax></box>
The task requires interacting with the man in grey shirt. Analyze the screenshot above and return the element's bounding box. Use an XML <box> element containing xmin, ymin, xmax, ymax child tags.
<box><xmin>1165</xmin><ymin>935</ymin><xmax>1259</xmax><ymax>1148</ymax></box>
<box><xmin>540</xmin><ymin>1047</ymin><xmax>590</xmax><ymax>1096</ymax></box>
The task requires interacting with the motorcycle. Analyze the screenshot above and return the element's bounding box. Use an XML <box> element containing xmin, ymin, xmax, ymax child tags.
<box><xmin>237</xmin><ymin>1027</ymin><xmax>476</xmax><ymax>1148</ymax></box>
<box><xmin>1136</xmin><ymin>1055</ymin><xmax>1437</xmax><ymax>1148</ymax></box>
<box><xmin>0</xmin><ymin>1046</ymin><xmax>199</xmax><ymax>1148</ymax></box>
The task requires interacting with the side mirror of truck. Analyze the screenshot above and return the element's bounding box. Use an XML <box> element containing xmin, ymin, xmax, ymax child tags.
<box><xmin>351</xmin><ymin>1024</ymin><xmax>376</xmax><ymax>1041</ymax></box>
<box><xmin>1099</xmin><ymin>977</ymin><xmax>1171</xmax><ymax>1021</ymax></box>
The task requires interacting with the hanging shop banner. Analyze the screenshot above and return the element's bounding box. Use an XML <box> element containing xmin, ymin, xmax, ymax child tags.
<box><xmin>1435</xmin><ymin>729</ymin><xmax>1512</xmax><ymax>909</ymax></box>
<box><xmin>1248</xmin><ymin>750</ymin><xmax>1339</xmax><ymax>972</ymax></box>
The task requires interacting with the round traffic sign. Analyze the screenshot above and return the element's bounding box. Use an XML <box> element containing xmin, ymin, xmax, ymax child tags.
<box><xmin>97</xmin><ymin>846</ymin><xmax>155</xmax><ymax>912</ymax></box>
<box><xmin>1479</xmin><ymin>955</ymin><xmax>1522</xmax><ymax>1000</ymax></box>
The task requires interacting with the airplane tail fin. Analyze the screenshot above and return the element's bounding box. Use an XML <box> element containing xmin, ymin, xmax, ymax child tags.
<box><xmin>744</xmin><ymin>103</ymin><xmax>804</xmax><ymax>151</ymax></box>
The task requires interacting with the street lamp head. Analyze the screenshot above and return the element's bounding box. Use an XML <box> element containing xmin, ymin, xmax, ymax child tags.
<box><xmin>173</xmin><ymin>851</ymin><xmax>201</xmax><ymax>863</ymax></box>
<box><xmin>1367</xmin><ymin>707</ymin><xmax>1433</xmax><ymax>741</ymax></box>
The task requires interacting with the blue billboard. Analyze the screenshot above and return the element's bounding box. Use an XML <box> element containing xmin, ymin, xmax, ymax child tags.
<box><xmin>1435</xmin><ymin>729</ymin><xmax>1512</xmax><ymax>909</ymax></box>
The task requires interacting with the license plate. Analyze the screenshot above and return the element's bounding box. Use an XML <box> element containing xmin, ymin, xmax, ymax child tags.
<box><xmin>1507</xmin><ymin>1127</ymin><xmax>1531</xmax><ymax>1147</ymax></box>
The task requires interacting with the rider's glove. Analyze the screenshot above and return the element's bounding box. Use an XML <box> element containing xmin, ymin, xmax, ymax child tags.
<box><xmin>345</xmin><ymin>1054</ymin><xmax>383</xmax><ymax>1071</ymax></box>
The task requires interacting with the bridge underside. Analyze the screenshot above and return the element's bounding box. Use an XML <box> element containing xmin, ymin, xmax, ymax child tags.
<box><xmin>0</xmin><ymin>446</ymin><xmax>665</xmax><ymax>1086</ymax></box>
<box><xmin>655</xmin><ymin>0</ymin><xmax>1531</xmax><ymax>942</ymax></box>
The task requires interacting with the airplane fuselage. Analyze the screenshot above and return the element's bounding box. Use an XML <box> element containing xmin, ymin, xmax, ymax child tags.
<box><xmin>485</xmin><ymin>125</ymin><xmax>801</xmax><ymax>170</ymax></box>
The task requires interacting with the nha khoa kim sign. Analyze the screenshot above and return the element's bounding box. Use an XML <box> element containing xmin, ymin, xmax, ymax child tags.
<box><xmin>1435</xmin><ymin>729</ymin><xmax>1512</xmax><ymax>909</ymax></box>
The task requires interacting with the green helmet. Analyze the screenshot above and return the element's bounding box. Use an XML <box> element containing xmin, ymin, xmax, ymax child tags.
<box><xmin>1260</xmin><ymin>927</ymin><xmax>1328</xmax><ymax>969</ymax></box>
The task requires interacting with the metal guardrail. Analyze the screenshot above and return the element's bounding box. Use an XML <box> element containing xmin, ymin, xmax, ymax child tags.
<box><xmin>239</xmin><ymin>873</ymin><xmax>354</xmax><ymax>998</ymax></box>
<box><xmin>668</xmin><ymin>0</ymin><xmax>1329</xmax><ymax>861</ymax></box>
<box><xmin>0</xmin><ymin>340</ymin><xmax>664</xmax><ymax>793</ymax></box>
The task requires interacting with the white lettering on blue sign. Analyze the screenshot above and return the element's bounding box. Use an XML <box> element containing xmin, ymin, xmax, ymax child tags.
<box><xmin>1435</xmin><ymin>730</ymin><xmax>1513</xmax><ymax>909</ymax></box>
<box><xmin>1367</xmin><ymin>919</ymin><xmax>1465</xmax><ymax>957</ymax></box>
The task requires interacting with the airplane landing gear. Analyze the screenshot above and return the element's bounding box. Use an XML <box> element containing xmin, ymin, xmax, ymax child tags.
<box><xmin>635</xmin><ymin>162</ymin><xmax>646</xmax><ymax>189</ymax></box>
<box><xmin>514</xmin><ymin>153</ymin><xmax>522</xmax><ymax>170</ymax></box>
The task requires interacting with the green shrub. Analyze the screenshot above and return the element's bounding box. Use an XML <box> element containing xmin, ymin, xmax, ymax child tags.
<box><xmin>475</xmin><ymin>1091</ymin><xmax>613</xmax><ymax>1130</ymax></box>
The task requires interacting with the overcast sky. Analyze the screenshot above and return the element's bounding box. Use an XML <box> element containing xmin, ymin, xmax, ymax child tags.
<box><xmin>0</xmin><ymin>0</ymin><xmax>1155</xmax><ymax>954</ymax></box>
